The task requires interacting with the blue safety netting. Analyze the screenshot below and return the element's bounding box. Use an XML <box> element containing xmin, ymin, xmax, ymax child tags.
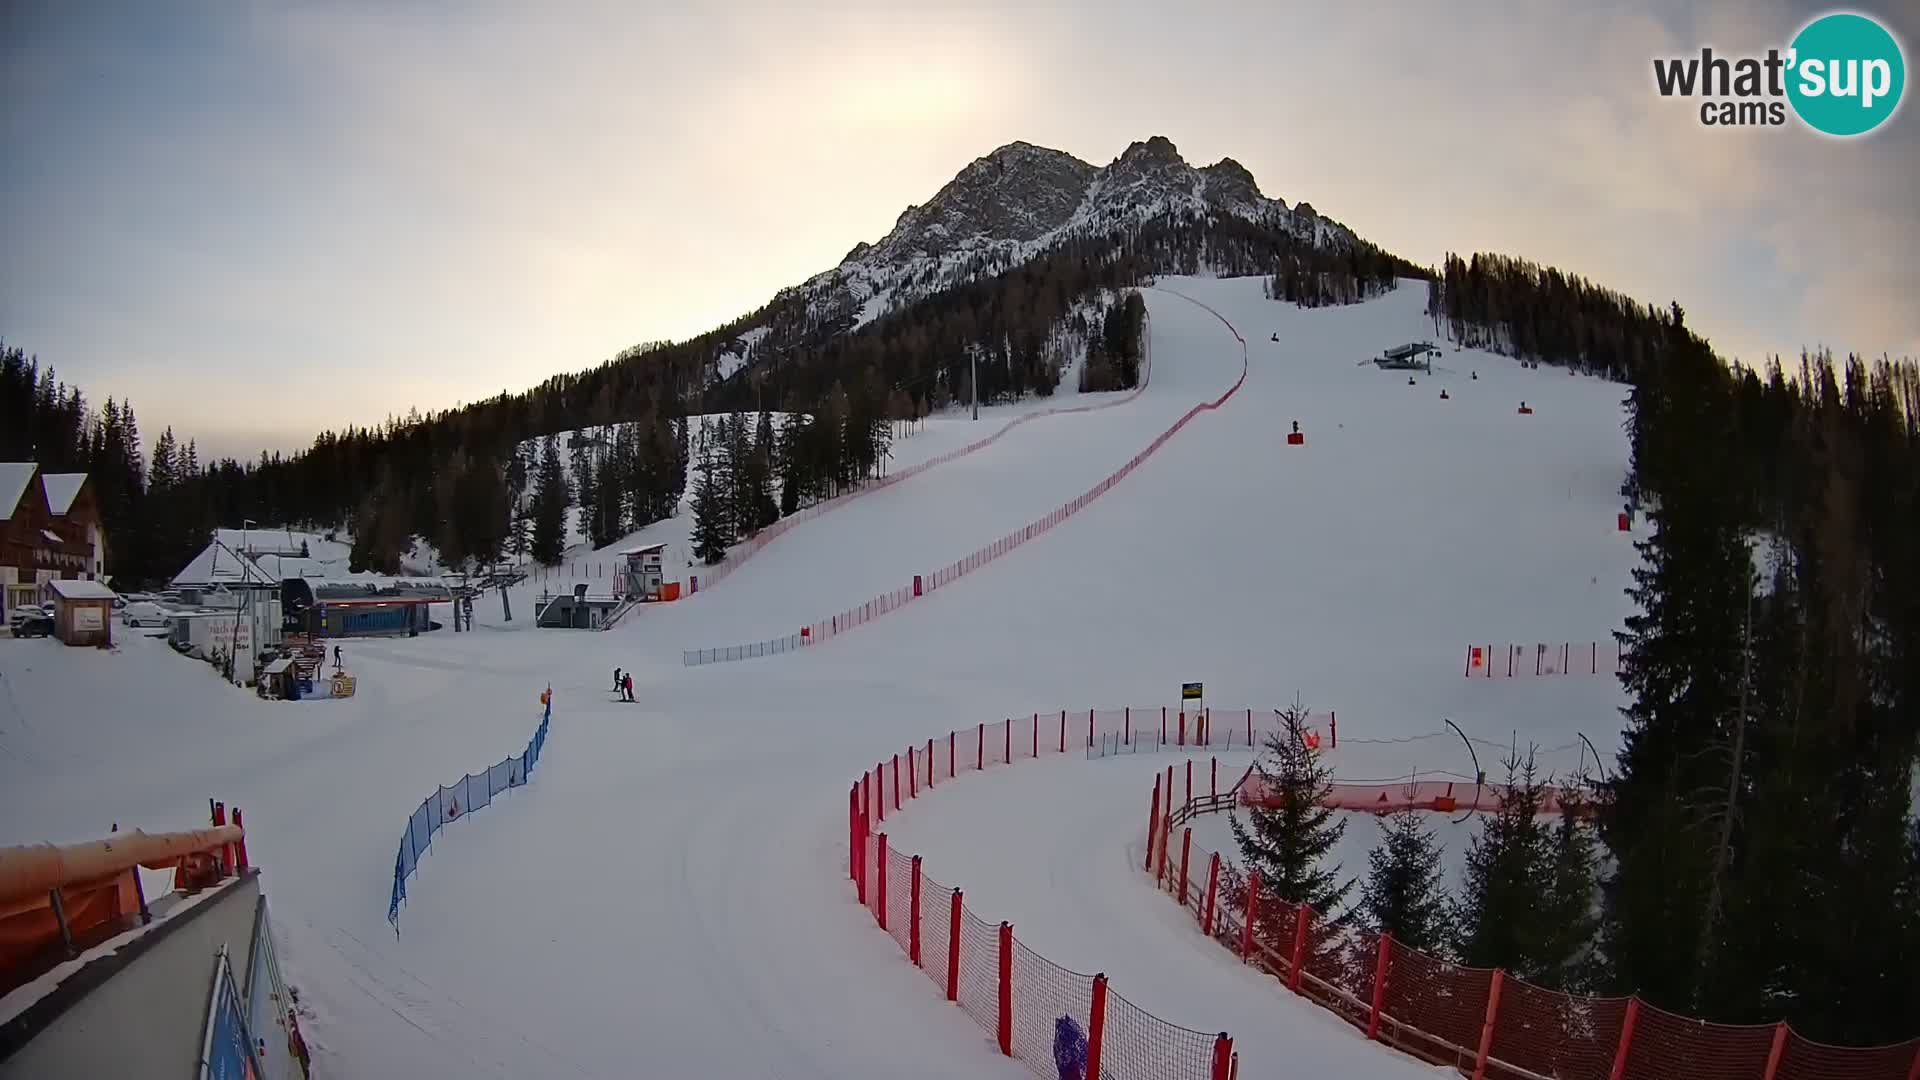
<box><xmin>387</xmin><ymin>691</ymin><xmax>552</xmax><ymax>932</ymax></box>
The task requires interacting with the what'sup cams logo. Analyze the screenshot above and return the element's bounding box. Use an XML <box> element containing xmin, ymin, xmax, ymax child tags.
<box><xmin>1653</xmin><ymin>11</ymin><xmax>1906</xmax><ymax>136</ymax></box>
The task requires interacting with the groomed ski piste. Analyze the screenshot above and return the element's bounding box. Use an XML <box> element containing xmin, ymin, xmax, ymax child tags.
<box><xmin>0</xmin><ymin>275</ymin><xmax>1639</xmax><ymax>1078</ymax></box>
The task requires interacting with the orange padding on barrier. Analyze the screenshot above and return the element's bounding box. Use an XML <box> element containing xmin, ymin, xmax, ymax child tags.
<box><xmin>0</xmin><ymin>869</ymin><xmax>140</xmax><ymax>970</ymax></box>
<box><xmin>0</xmin><ymin>825</ymin><xmax>242</xmax><ymax>907</ymax></box>
<box><xmin>1240</xmin><ymin>777</ymin><xmax>1591</xmax><ymax>818</ymax></box>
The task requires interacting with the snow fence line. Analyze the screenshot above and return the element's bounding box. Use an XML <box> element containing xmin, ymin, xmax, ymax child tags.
<box><xmin>684</xmin><ymin>288</ymin><xmax>1245</xmax><ymax>666</ymax></box>
<box><xmin>1465</xmin><ymin>641</ymin><xmax>1622</xmax><ymax>678</ymax></box>
<box><xmin>849</xmin><ymin>707</ymin><xmax>1272</xmax><ymax>1080</ymax></box>
<box><xmin>636</xmin><ymin>297</ymin><xmax>1164</xmax><ymax>616</ymax></box>
<box><xmin>1149</xmin><ymin>779</ymin><xmax>1920</xmax><ymax>1080</ymax></box>
<box><xmin>387</xmin><ymin>688</ymin><xmax>553</xmax><ymax>934</ymax></box>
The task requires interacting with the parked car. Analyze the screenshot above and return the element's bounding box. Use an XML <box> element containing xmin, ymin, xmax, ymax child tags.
<box><xmin>122</xmin><ymin>601</ymin><xmax>171</xmax><ymax>627</ymax></box>
<box><xmin>9</xmin><ymin>608</ymin><xmax>53</xmax><ymax>638</ymax></box>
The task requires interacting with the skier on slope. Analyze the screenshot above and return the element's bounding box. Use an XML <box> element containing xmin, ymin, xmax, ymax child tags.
<box><xmin>613</xmin><ymin>666</ymin><xmax>623</xmax><ymax>697</ymax></box>
<box><xmin>622</xmin><ymin>672</ymin><xmax>635</xmax><ymax>703</ymax></box>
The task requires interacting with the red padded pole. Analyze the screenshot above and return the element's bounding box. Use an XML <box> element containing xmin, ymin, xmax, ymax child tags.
<box><xmin>876</xmin><ymin>763</ymin><xmax>885</xmax><ymax>823</ymax></box>
<box><xmin>1186</xmin><ymin>759</ymin><xmax>1193</xmax><ymax>807</ymax></box>
<box><xmin>997</xmin><ymin>922</ymin><xmax>1013</xmax><ymax>1056</ymax></box>
<box><xmin>908</xmin><ymin>746</ymin><xmax>917</xmax><ymax>799</ymax></box>
<box><xmin>946</xmin><ymin>889</ymin><xmax>963</xmax><ymax>1001</ymax></box>
<box><xmin>909</xmin><ymin>855</ymin><xmax>923</xmax><ymax>966</ymax></box>
<box><xmin>1240</xmin><ymin>872</ymin><xmax>1261</xmax><ymax>961</ymax></box>
<box><xmin>1212</xmin><ymin>757</ymin><xmax>1218</xmax><ymax>800</ymax></box>
<box><xmin>1211</xmin><ymin>1034</ymin><xmax>1233</xmax><ymax>1080</ymax></box>
<box><xmin>1289</xmin><ymin>902</ymin><xmax>1311</xmax><ymax>991</ymax></box>
<box><xmin>1179</xmin><ymin>827</ymin><xmax>1193</xmax><ymax>906</ymax></box>
<box><xmin>1179</xmin><ymin>709</ymin><xmax>1187</xmax><ymax>746</ymax></box>
<box><xmin>1607</xmin><ymin>997</ymin><xmax>1640</xmax><ymax>1080</ymax></box>
<box><xmin>876</xmin><ymin>833</ymin><xmax>889</xmax><ymax>930</ymax></box>
<box><xmin>1203</xmin><ymin>852</ymin><xmax>1221</xmax><ymax>934</ymax></box>
<box><xmin>1146</xmin><ymin>777</ymin><xmax>1161</xmax><ymax>872</ymax></box>
<box><xmin>1761</xmin><ymin>1023</ymin><xmax>1789</xmax><ymax>1080</ymax></box>
<box><xmin>892</xmin><ymin>754</ymin><xmax>900</xmax><ymax>811</ymax></box>
<box><xmin>1472</xmin><ymin>969</ymin><xmax>1505</xmax><ymax>1080</ymax></box>
<box><xmin>231</xmin><ymin>808</ymin><xmax>249</xmax><ymax>871</ymax></box>
<box><xmin>1367</xmin><ymin>932</ymin><xmax>1391</xmax><ymax>1040</ymax></box>
<box><xmin>1087</xmin><ymin>974</ymin><xmax>1108</xmax><ymax>1079</ymax></box>
<box><xmin>849</xmin><ymin>784</ymin><xmax>860</xmax><ymax>884</ymax></box>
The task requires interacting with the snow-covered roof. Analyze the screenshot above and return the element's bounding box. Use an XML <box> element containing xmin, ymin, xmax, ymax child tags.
<box><xmin>171</xmin><ymin>539</ymin><xmax>281</xmax><ymax>588</ymax></box>
<box><xmin>40</xmin><ymin>473</ymin><xmax>86</xmax><ymax>515</ymax></box>
<box><xmin>0</xmin><ymin>463</ymin><xmax>36</xmax><ymax>519</ymax></box>
<box><xmin>47</xmin><ymin>579</ymin><xmax>117</xmax><ymax>601</ymax></box>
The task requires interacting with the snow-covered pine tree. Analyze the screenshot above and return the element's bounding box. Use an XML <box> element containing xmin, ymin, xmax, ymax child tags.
<box><xmin>1229</xmin><ymin>702</ymin><xmax>1354</xmax><ymax>936</ymax></box>
<box><xmin>689</xmin><ymin>447</ymin><xmax>732</xmax><ymax>565</ymax></box>
<box><xmin>1454</xmin><ymin>750</ymin><xmax>1553</xmax><ymax>975</ymax></box>
<box><xmin>530</xmin><ymin>434</ymin><xmax>570</xmax><ymax>565</ymax></box>
<box><xmin>1359</xmin><ymin>808</ymin><xmax>1454</xmax><ymax>955</ymax></box>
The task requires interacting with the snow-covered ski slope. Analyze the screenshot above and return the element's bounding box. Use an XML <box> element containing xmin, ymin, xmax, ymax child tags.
<box><xmin>0</xmin><ymin>276</ymin><xmax>1637</xmax><ymax>1078</ymax></box>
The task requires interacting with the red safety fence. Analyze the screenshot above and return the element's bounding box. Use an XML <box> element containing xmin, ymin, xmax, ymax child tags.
<box><xmin>688</xmin><ymin>289</ymin><xmax>1249</xmax><ymax>666</ymax></box>
<box><xmin>1466</xmin><ymin>641</ymin><xmax>1622</xmax><ymax>678</ymax></box>
<box><xmin>692</xmin><ymin>300</ymin><xmax>1160</xmax><ymax>602</ymax></box>
<box><xmin>848</xmin><ymin>709</ymin><xmax>1239</xmax><ymax>1079</ymax></box>
<box><xmin>1148</xmin><ymin>773</ymin><xmax>1920</xmax><ymax>1080</ymax></box>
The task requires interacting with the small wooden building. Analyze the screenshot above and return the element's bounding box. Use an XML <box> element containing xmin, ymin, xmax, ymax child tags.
<box><xmin>47</xmin><ymin>578</ymin><xmax>116</xmax><ymax>647</ymax></box>
<box><xmin>619</xmin><ymin>544</ymin><xmax>667</xmax><ymax>601</ymax></box>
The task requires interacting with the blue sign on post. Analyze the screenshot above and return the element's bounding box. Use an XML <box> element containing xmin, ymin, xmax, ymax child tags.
<box><xmin>200</xmin><ymin>946</ymin><xmax>262</xmax><ymax>1080</ymax></box>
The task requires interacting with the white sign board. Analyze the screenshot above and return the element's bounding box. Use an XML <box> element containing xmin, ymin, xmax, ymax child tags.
<box><xmin>73</xmin><ymin>607</ymin><xmax>103</xmax><ymax>632</ymax></box>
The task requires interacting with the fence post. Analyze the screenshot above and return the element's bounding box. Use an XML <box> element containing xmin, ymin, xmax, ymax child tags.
<box><xmin>927</xmin><ymin>739</ymin><xmax>934</xmax><ymax>788</ymax></box>
<box><xmin>1211</xmin><ymin>1033</ymin><xmax>1233</xmax><ymax>1080</ymax></box>
<box><xmin>1006</xmin><ymin>719</ymin><xmax>1012</xmax><ymax>763</ymax></box>
<box><xmin>1158</xmin><ymin>810</ymin><xmax>1173</xmax><ymax>883</ymax></box>
<box><xmin>1088</xmin><ymin>708</ymin><xmax>1095</xmax><ymax>749</ymax></box>
<box><xmin>1761</xmin><ymin>1023</ymin><xmax>1789</xmax><ymax>1080</ymax></box>
<box><xmin>849</xmin><ymin>784</ymin><xmax>860</xmax><ymax>884</ymax></box>
<box><xmin>943</xmin><ymin>889</ymin><xmax>965</xmax><ymax>1002</ymax></box>
<box><xmin>1059</xmin><ymin>709</ymin><xmax>1066</xmax><ymax>753</ymax></box>
<box><xmin>1087</xmin><ymin>973</ymin><xmax>1108</xmax><ymax>1080</ymax></box>
<box><xmin>1240</xmin><ymin>872</ymin><xmax>1261</xmax><ymax>961</ymax></box>
<box><xmin>1146</xmin><ymin>776</ymin><xmax>1162</xmax><ymax>871</ymax></box>
<box><xmin>1246</xmin><ymin>708</ymin><xmax>1253</xmax><ymax>748</ymax></box>
<box><xmin>1212</xmin><ymin>757</ymin><xmax>1218</xmax><ymax>800</ymax></box>
<box><xmin>977</xmin><ymin>722</ymin><xmax>984</xmax><ymax>771</ymax></box>
<box><xmin>1179</xmin><ymin>828</ymin><xmax>1193</xmax><ymax>906</ymax></box>
<box><xmin>876</xmin><ymin>834</ymin><xmax>889</xmax><ymax>930</ymax></box>
<box><xmin>1125</xmin><ymin>707</ymin><xmax>1131</xmax><ymax>745</ymax></box>
<box><xmin>231</xmin><ymin>808</ymin><xmax>249</xmax><ymax>871</ymax></box>
<box><xmin>892</xmin><ymin>754</ymin><xmax>901</xmax><ymax>811</ymax></box>
<box><xmin>862</xmin><ymin>771</ymin><xmax>872</xmax><ymax>822</ymax></box>
<box><xmin>997</xmin><ymin>922</ymin><xmax>1013</xmax><ymax>1057</ymax></box>
<box><xmin>910</xmin><ymin>855</ymin><xmax>923</xmax><ymax>966</ymax></box>
<box><xmin>908</xmin><ymin>746</ymin><xmax>917</xmax><ymax>799</ymax></box>
<box><xmin>950</xmin><ymin>731</ymin><xmax>956</xmax><ymax>778</ymax></box>
<box><xmin>1179</xmin><ymin>710</ymin><xmax>1187</xmax><ymax>746</ymax></box>
<box><xmin>1367</xmin><ymin>932</ymin><xmax>1392</xmax><ymax>1040</ymax></box>
<box><xmin>1607</xmin><ymin>997</ymin><xmax>1640</xmax><ymax>1080</ymax></box>
<box><xmin>1032</xmin><ymin>713</ymin><xmax>1038</xmax><ymax>758</ymax></box>
<box><xmin>1289</xmin><ymin>902</ymin><xmax>1311</xmax><ymax>992</ymax></box>
<box><xmin>1472</xmin><ymin>969</ymin><xmax>1505</xmax><ymax>1080</ymax></box>
<box><xmin>1162</xmin><ymin>706</ymin><xmax>1167</xmax><ymax>745</ymax></box>
<box><xmin>876</xmin><ymin>763</ymin><xmax>885</xmax><ymax>823</ymax></box>
<box><xmin>1186</xmin><ymin>759</ymin><xmax>1193</xmax><ymax>807</ymax></box>
<box><xmin>1203</xmin><ymin>853</ymin><xmax>1222</xmax><ymax>934</ymax></box>
<box><xmin>1331</xmin><ymin>710</ymin><xmax>1338</xmax><ymax>748</ymax></box>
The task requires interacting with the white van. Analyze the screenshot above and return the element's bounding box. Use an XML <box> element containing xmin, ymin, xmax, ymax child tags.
<box><xmin>122</xmin><ymin>601</ymin><xmax>171</xmax><ymax>627</ymax></box>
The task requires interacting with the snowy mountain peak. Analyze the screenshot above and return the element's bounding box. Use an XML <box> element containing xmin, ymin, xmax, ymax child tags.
<box><xmin>734</xmin><ymin>137</ymin><xmax>1358</xmax><ymax>383</ymax></box>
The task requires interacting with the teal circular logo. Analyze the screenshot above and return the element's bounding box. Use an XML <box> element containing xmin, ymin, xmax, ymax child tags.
<box><xmin>1787</xmin><ymin>13</ymin><xmax>1906</xmax><ymax>136</ymax></box>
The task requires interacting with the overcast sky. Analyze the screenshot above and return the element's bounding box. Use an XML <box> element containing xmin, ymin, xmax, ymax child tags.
<box><xmin>3</xmin><ymin>0</ymin><xmax>1914</xmax><ymax>461</ymax></box>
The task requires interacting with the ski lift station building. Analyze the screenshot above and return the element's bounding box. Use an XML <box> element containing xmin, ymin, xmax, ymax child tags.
<box><xmin>1375</xmin><ymin>342</ymin><xmax>1437</xmax><ymax>371</ymax></box>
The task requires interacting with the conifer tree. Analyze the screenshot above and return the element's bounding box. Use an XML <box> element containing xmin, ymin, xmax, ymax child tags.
<box><xmin>530</xmin><ymin>434</ymin><xmax>570</xmax><ymax>565</ymax></box>
<box><xmin>1455</xmin><ymin>751</ymin><xmax>1553</xmax><ymax>976</ymax></box>
<box><xmin>689</xmin><ymin>447</ymin><xmax>731</xmax><ymax>565</ymax></box>
<box><xmin>1359</xmin><ymin>808</ymin><xmax>1453</xmax><ymax>954</ymax></box>
<box><xmin>1230</xmin><ymin>703</ymin><xmax>1354</xmax><ymax>919</ymax></box>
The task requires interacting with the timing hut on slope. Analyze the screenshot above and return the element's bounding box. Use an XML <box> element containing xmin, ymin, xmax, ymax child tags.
<box><xmin>1374</xmin><ymin>342</ymin><xmax>1437</xmax><ymax>371</ymax></box>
